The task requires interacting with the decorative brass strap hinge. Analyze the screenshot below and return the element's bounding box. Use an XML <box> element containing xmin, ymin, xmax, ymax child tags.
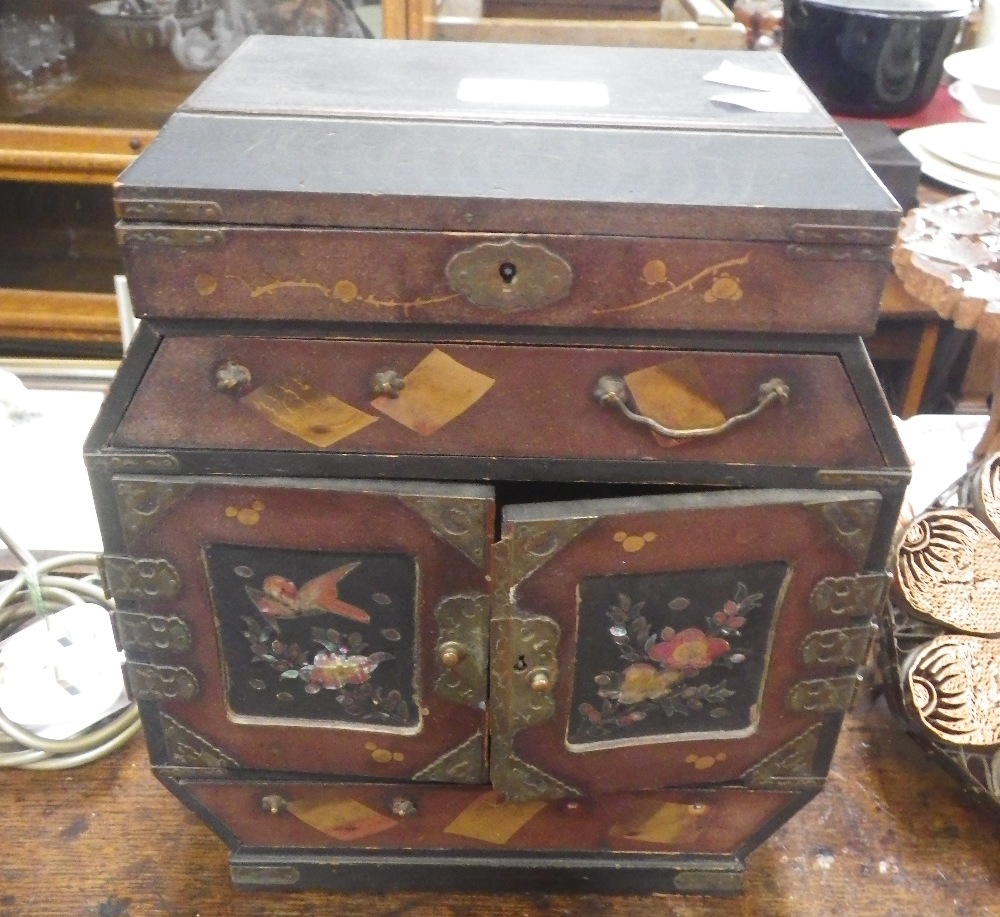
<box><xmin>787</xmin><ymin>675</ymin><xmax>862</xmax><ymax>714</ymax></box>
<box><xmin>100</xmin><ymin>555</ymin><xmax>181</xmax><ymax>602</ymax></box>
<box><xmin>125</xmin><ymin>662</ymin><xmax>199</xmax><ymax>701</ymax></box>
<box><xmin>116</xmin><ymin>611</ymin><xmax>192</xmax><ymax>653</ymax></box>
<box><xmin>809</xmin><ymin>572</ymin><xmax>889</xmax><ymax>619</ymax></box>
<box><xmin>800</xmin><ymin>624</ymin><xmax>876</xmax><ymax>668</ymax></box>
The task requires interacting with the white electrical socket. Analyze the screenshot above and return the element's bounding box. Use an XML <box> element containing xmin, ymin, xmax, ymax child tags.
<box><xmin>0</xmin><ymin>603</ymin><xmax>130</xmax><ymax>740</ymax></box>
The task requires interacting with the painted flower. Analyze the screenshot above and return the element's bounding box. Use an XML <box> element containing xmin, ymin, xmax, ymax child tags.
<box><xmin>618</xmin><ymin>663</ymin><xmax>683</xmax><ymax>704</ymax></box>
<box><xmin>703</xmin><ymin>274</ymin><xmax>743</xmax><ymax>303</ymax></box>
<box><xmin>648</xmin><ymin>628</ymin><xmax>731</xmax><ymax>675</ymax></box>
<box><xmin>333</xmin><ymin>279</ymin><xmax>359</xmax><ymax>303</ymax></box>
<box><xmin>308</xmin><ymin>650</ymin><xmax>390</xmax><ymax>690</ymax></box>
<box><xmin>713</xmin><ymin>599</ymin><xmax>746</xmax><ymax>629</ymax></box>
<box><xmin>642</xmin><ymin>259</ymin><xmax>669</xmax><ymax>285</ymax></box>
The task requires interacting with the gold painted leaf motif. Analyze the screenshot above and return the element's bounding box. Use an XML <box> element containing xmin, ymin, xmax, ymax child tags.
<box><xmin>371</xmin><ymin>348</ymin><xmax>494</xmax><ymax>436</ymax></box>
<box><xmin>286</xmin><ymin>796</ymin><xmax>397</xmax><ymax>841</ymax></box>
<box><xmin>443</xmin><ymin>791</ymin><xmax>546</xmax><ymax>845</ymax></box>
<box><xmin>243</xmin><ymin>377</ymin><xmax>377</xmax><ymax>448</ymax></box>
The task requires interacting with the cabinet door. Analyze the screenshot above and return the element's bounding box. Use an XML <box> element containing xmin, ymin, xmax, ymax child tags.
<box><xmin>107</xmin><ymin>475</ymin><xmax>493</xmax><ymax>782</ymax></box>
<box><xmin>490</xmin><ymin>488</ymin><xmax>882</xmax><ymax>800</ymax></box>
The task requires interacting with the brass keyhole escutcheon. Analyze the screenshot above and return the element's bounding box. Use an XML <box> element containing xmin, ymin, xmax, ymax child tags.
<box><xmin>499</xmin><ymin>261</ymin><xmax>517</xmax><ymax>285</ymax></box>
<box><xmin>438</xmin><ymin>641</ymin><xmax>467</xmax><ymax>668</ymax></box>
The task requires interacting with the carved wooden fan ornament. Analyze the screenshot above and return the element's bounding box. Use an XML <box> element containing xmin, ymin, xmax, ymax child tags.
<box><xmin>894</xmin><ymin>455</ymin><xmax>1000</xmax><ymax>748</ymax></box>
<box><xmin>896</xmin><ymin>509</ymin><xmax>1000</xmax><ymax>636</ymax></box>
<box><xmin>905</xmin><ymin>636</ymin><xmax>1000</xmax><ymax>747</ymax></box>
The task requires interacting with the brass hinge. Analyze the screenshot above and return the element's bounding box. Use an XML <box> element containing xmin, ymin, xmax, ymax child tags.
<box><xmin>789</xmin><ymin>224</ymin><xmax>897</xmax><ymax>246</ymax></box>
<box><xmin>125</xmin><ymin>662</ymin><xmax>199</xmax><ymax>701</ymax></box>
<box><xmin>116</xmin><ymin>225</ymin><xmax>224</xmax><ymax>247</ymax></box>
<box><xmin>100</xmin><ymin>555</ymin><xmax>181</xmax><ymax>602</ymax></box>
<box><xmin>786</xmin><ymin>244</ymin><xmax>889</xmax><ymax>262</ymax></box>
<box><xmin>809</xmin><ymin>572</ymin><xmax>889</xmax><ymax>619</ymax></box>
<box><xmin>116</xmin><ymin>611</ymin><xmax>192</xmax><ymax>653</ymax></box>
<box><xmin>787</xmin><ymin>675</ymin><xmax>862</xmax><ymax>714</ymax></box>
<box><xmin>816</xmin><ymin>469</ymin><xmax>910</xmax><ymax>488</ymax></box>
<box><xmin>115</xmin><ymin>199</ymin><xmax>221</xmax><ymax>222</ymax></box>
<box><xmin>799</xmin><ymin>624</ymin><xmax>876</xmax><ymax>668</ymax></box>
<box><xmin>87</xmin><ymin>452</ymin><xmax>180</xmax><ymax>475</ymax></box>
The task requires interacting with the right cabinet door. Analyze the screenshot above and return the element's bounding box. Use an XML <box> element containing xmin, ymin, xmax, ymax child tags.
<box><xmin>490</xmin><ymin>488</ymin><xmax>885</xmax><ymax>801</ymax></box>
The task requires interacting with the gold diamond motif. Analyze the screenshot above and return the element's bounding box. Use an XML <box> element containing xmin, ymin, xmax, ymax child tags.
<box><xmin>371</xmin><ymin>349</ymin><xmax>494</xmax><ymax>436</ymax></box>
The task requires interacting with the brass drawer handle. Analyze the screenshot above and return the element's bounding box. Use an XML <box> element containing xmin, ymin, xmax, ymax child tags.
<box><xmin>371</xmin><ymin>368</ymin><xmax>405</xmax><ymax>398</ymax></box>
<box><xmin>215</xmin><ymin>360</ymin><xmax>252</xmax><ymax>394</ymax></box>
<box><xmin>594</xmin><ymin>375</ymin><xmax>790</xmax><ymax>439</ymax></box>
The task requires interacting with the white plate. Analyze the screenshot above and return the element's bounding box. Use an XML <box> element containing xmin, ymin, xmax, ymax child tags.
<box><xmin>916</xmin><ymin>121</ymin><xmax>1000</xmax><ymax>177</ymax></box>
<box><xmin>899</xmin><ymin>125</ymin><xmax>1000</xmax><ymax>193</ymax></box>
<box><xmin>949</xmin><ymin>79</ymin><xmax>1000</xmax><ymax>122</ymax></box>
<box><xmin>945</xmin><ymin>48</ymin><xmax>1000</xmax><ymax>94</ymax></box>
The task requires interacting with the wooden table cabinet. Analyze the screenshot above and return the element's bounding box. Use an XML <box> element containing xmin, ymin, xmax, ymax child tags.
<box><xmin>85</xmin><ymin>37</ymin><xmax>909</xmax><ymax>894</ymax></box>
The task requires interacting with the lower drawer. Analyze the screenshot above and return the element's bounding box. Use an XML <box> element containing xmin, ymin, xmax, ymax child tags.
<box><xmin>168</xmin><ymin>774</ymin><xmax>806</xmax><ymax>859</ymax></box>
<box><xmin>114</xmin><ymin>336</ymin><xmax>885</xmax><ymax>471</ymax></box>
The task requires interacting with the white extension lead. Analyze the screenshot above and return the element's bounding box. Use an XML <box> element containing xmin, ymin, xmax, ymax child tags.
<box><xmin>0</xmin><ymin>525</ymin><xmax>140</xmax><ymax>769</ymax></box>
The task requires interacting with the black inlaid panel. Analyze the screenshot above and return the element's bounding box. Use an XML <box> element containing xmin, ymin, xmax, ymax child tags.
<box><xmin>205</xmin><ymin>544</ymin><xmax>419</xmax><ymax>730</ymax></box>
<box><xmin>568</xmin><ymin>562</ymin><xmax>788</xmax><ymax>747</ymax></box>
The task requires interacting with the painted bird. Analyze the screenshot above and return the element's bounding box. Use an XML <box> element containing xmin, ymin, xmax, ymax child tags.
<box><xmin>244</xmin><ymin>561</ymin><xmax>370</xmax><ymax>626</ymax></box>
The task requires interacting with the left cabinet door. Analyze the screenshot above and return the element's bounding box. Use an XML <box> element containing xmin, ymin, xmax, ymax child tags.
<box><xmin>106</xmin><ymin>475</ymin><xmax>494</xmax><ymax>782</ymax></box>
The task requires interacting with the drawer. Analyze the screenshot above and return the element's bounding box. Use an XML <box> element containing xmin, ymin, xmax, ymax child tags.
<box><xmin>118</xmin><ymin>228</ymin><xmax>890</xmax><ymax>335</ymax></box>
<box><xmin>113</xmin><ymin>335</ymin><xmax>886</xmax><ymax>472</ymax></box>
<box><xmin>172</xmin><ymin>776</ymin><xmax>805</xmax><ymax>859</ymax></box>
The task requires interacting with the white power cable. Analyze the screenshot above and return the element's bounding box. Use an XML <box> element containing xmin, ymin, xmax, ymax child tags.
<box><xmin>0</xmin><ymin>525</ymin><xmax>140</xmax><ymax>769</ymax></box>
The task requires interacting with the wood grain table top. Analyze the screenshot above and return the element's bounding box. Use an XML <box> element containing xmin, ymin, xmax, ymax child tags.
<box><xmin>2</xmin><ymin>690</ymin><xmax>998</xmax><ymax>917</ymax></box>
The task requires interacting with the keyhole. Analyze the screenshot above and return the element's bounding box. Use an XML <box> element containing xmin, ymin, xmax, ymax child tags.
<box><xmin>499</xmin><ymin>262</ymin><xmax>517</xmax><ymax>285</ymax></box>
<box><xmin>513</xmin><ymin>655</ymin><xmax>528</xmax><ymax>672</ymax></box>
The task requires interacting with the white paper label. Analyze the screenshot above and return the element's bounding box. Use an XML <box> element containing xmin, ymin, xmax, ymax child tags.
<box><xmin>711</xmin><ymin>91</ymin><xmax>812</xmax><ymax>114</ymax></box>
<box><xmin>704</xmin><ymin>60</ymin><xmax>800</xmax><ymax>94</ymax></box>
<box><xmin>457</xmin><ymin>77</ymin><xmax>610</xmax><ymax>108</ymax></box>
